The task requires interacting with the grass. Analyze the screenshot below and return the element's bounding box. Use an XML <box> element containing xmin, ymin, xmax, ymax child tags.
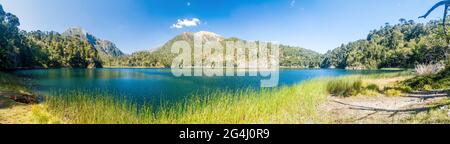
<box><xmin>37</xmin><ymin>79</ymin><xmax>330</xmax><ymax>124</ymax></box>
<box><xmin>0</xmin><ymin>72</ymin><xmax>31</xmax><ymax>93</ymax></box>
<box><xmin>326</xmin><ymin>76</ymin><xmax>362</xmax><ymax>97</ymax></box>
<box><xmin>403</xmin><ymin>66</ymin><xmax>450</xmax><ymax>90</ymax></box>
<box><xmin>0</xmin><ymin>72</ymin><xmax>39</xmax><ymax>124</ymax></box>
<box><xmin>6</xmin><ymin>69</ymin><xmax>446</xmax><ymax>124</ymax></box>
<box><xmin>37</xmin><ymin>71</ymin><xmax>413</xmax><ymax>124</ymax></box>
<box><xmin>384</xmin><ymin>89</ymin><xmax>403</xmax><ymax>97</ymax></box>
<box><xmin>402</xmin><ymin>98</ymin><xmax>450</xmax><ymax>124</ymax></box>
<box><xmin>30</xmin><ymin>105</ymin><xmax>62</xmax><ymax>124</ymax></box>
<box><xmin>325</xmin><ymin>71</ymin><xmax>415</xmax><ymax>98</ymax></box>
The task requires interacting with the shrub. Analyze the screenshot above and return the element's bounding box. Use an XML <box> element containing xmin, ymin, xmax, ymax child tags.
<box><xmin>404</xmin><ymin>66</ymin><xmax>449</xmax><ymax>90</ymax></box>
<box><xmin>415</xmin><ymin>63</ymin><xmax>444</xmax><ymax>76</ymax></box>
<box><xmin>327</xmin><ymin>77</ymin><xmax>363</xmax><ymax>97</ymax></box>
<box><xmin>398</xmin><ymin>85</ymin><xmax>413</xmax><ymax>93</ymax></box>
<box><xmin>361</xmin><ymin>89</ymin><xmax>380</xmax><ymax>96</ymax></box>
<box><xmin>403</xmin><ymin>76</ymin><xmax>434</xmax><ymax>90</ymax></box>
<box><xmin>423</xmin><ymin>85</ymin><xmax>433</xmax><ymax>91</ymax></box>
<box><xmin>385</xmin><ymin>89</ymin><xmax>402</xmax><ymax>97</ymax></box>
<box><xmin>366</xmin><ymin>84</ymin><xmax>380</xmax><ymax>92</ymax></box>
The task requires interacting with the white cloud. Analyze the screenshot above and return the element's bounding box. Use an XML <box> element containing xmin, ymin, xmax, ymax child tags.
<box><xmin>290</xmin><ymin>0</ymin><xmax>296</xmax><ymax>8</ymax></box>
<box><xmin>171</xmin><ymin>18</ymin><xmax>201</xmax><ymax>29</ymax></box>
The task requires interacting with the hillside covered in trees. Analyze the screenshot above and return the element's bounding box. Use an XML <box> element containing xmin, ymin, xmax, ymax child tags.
<box><xmin>321</xmin><ymin>19</ymin><xmax>450</xmax><ymax>69</ymax></box>
<box><xmin>0</xmin><ymin>5</ymin><xmax>109</xmax><ymax>70</ymax></box>
<box><xmin>108</xmin><ymin>31</ymin><xmax>322</xmax><ymax>68</ymax></box>
<box><xmin>63</xmin><ymin>27</ymin><xmax>125</xmax><ymax>58</ymax></box>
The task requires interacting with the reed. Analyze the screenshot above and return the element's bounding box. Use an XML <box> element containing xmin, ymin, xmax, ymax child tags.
<box><xmin>38</xmin><ymin>79</ymin><xmax>330</xmax><ymax>124</ymax></box>
<box><xmin>326</xmin><ymin>76</ymin><xmax>362</xmax><ymax>97</ymax></box>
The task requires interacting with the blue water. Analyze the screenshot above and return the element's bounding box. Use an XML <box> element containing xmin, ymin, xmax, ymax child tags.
<box><xmin>12</xmin><ymin>68</ymin><xmax>394</xmax><ymax>105</ymax></box>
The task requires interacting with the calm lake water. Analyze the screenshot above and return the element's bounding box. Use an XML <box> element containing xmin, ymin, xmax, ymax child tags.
<box><xmin>12</xmin><ymin>68</ymin><xmax>395</xmax><ymax>105</ymax></box>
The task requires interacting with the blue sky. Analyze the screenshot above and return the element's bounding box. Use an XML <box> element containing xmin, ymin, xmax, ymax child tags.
<box><xmin>0</xmin><ymin>0</ymin><xmax>444</xmax><ymax>54</ymax></box>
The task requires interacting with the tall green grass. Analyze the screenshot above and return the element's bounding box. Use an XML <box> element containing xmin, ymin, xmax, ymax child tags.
<box><xmin>326</xmin><ymin>70</ymin><xmax>415</xmax><ymax>97</ymax></box>
<box><xmin>40</xmin><ymin>79</ymin><xmax>330</xmax><ymax>124</ymax></box>
<box><xmin>326</xmin><ymin>76</ymin><xmax>363</xmax><ymax>97</ymax></box>
<box><xmin>367</xmin><ymin>70</ymin><xmax>415</xmax><ymax>78</ymax></box>
<box><xmin>38</xmin><ymin>70</ymin><xmax>414</xmax><ymax>124</ymax></box>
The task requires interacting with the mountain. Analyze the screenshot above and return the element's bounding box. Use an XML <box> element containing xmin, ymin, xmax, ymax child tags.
<box><xmin>1</xmin><ymin>4</ymin><xmax>102</xmax><ymax>69</ymax></box>
<box><xmin>111</xmin><ymin>31</ymin><xmax>322</xmax><ymax>68</ymax></box>
<box><xmin>63</xmin><ymin>27</ymin><xmax>124</xmax><ymax>58</ymax></box>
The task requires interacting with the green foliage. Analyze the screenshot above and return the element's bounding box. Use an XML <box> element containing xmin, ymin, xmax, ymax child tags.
<box><xmin>326</xmin><ymin>77</ymin><xmax>363</xmax><ymax>97</ymax></box>
<box><xmin>108</xmin><ymin>51</ymin><xmax>167</xmax><ymax>67</ymax></box>
<box><xmin>41</xmin><ymin>79</ymin><xmax>330</xmax><ymax>124</ymax></box>
<box><xmin>322</xmin><ymin>19</ymin><xmax>450</xmax><ymax>69</ymax></box>
<box><xmin>404</xmin><ymin>76</ymin><xmax>434</xmax><ymax>89</ymax></box>
<box><xmin>398</xmin><ymin>85</ymin><xmax>413</xmax><ymax>93</ymax></box>
<box><xmin>366</xmin><ymin>84</ymin><xmax>380</xmax><ymax>91</ymax></box>
<box><xmin>0</xmin><ymin>5</ymin><xmax>23</xmax><ymax>69</ymax></box>
<box><xmin>0</xmin><ymin>71</ymin><xmax>30</xmax><ymax>93</ymax></box>
<box><xmin>423</xmin><ymin>85</ymin><xmax>433</xmax><ymax>91</ymax></box>
<box><xmin>0</xmin><ymin>5</ymin><xmax>102</xmax><ymax>70</ymax></box>
<box><xmin>402</xmin><ymin>98</ymin><xmax>450</xmax><ymax>124</ymax></box>
<box><xmin>403</xmin><ymin>66</ymin><xmax>450</xmax><ymax>90</ymax></box>
<box><xmin>279</xmin><ymin>45</ymin><xmax>322</xmax><ymax>68</ymax></box>
<box><xmin>360</xmin><ymin>89</ymin><xmax>380</xmax><ymax>97</ymax></box>
<box><xmin>25</xmin><ymin>31</ymin><xmax>103</xmax><ymax>68</ymax></box>
<box><xmin>385</xmin><ymin>89</ymin><xmax>403</xmax><ymax>97</ymax></box>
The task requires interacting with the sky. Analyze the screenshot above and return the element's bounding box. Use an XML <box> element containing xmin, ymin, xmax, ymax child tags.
<box><xmin>0</xmin><ymin>0</ymin><xmax>444</xmax><ymax>54</ymax></box>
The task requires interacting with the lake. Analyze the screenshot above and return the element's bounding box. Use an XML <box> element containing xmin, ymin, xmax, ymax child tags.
<box><xmin>12</xmin><ymin>68</ymin><xmax>395</xmax><ymax>105</ymax></box>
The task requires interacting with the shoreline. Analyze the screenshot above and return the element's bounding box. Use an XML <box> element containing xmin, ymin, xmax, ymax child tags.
<box><xmin>1</xmin><ymin>70</ymin><xmax>448</xmax><ymax>124</ymax></box>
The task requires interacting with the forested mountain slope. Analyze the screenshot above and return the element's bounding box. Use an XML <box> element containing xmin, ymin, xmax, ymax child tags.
<box><xmin>321</xmin><ymin>19</ymin><xmax>449</xmax><ymax>69</ymax></box>
<box><xmin>1</xmin><ymin>4</ymin><xmax>125</xmax><ymax>70</ymax></box>
<box><xmin>110</xmin><ymin>31</ymin><xmax>322</xmax><ymax>68</ymax></box>
<box><xmin>63</xmin><ymin>27</ymin><xmax>124</xmax><ymax>57</ymax></box>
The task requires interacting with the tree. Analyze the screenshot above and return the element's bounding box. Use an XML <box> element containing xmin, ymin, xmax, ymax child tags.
<box><xmin>322</xmin><ymin>19</ymin><xmax>449</xmax><ymax>69</ymax></box>
<box><xmin>0</xmin><ymin>4</ymin><xmax>22</xmax><ymax>69</ymax></box>
<box><xmin>419</xmin><ymin>0</ymin><xmax>450</xmax><ymax>43</ymax></box>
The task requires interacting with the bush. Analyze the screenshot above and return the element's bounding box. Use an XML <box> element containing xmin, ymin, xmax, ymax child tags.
<box><xmin>366</xmin><ymin>84</ymin><xmax>380</xmax><ymax>91</ymax></box>
<box><xmin>404</xmin><ymin>66</ymin><xmax>449</xmax><ymax>90</ymax></box>
<box><xmin>423</xmin><ymin>85</ymin><xmax>433</xmax><ymax>91</ymax></box>
<box><xmin>398</xmin><ymin>85</ymin><xmax>413</xmax><ymax>93</ymax></box>
<box><xmin>385</xmin><ymin>89</ymin><xmax>402</xmax><ymax>97</ymax></box>
<box><xmin>361</xmin><ymin>89</ymin><xmax>380</xmax><ymax>96</ymax></box>
<box><xmin>327</xmin><ymin>77</ymin><xmax>363</xmax><ymax>97</ymax></box>
<box><xmin>357</xmin><ymin>84</ymin><xmax>381</xmax><ymax>96</ymax></box>
<box><xmin>404</xmin><ymin>76</ymin><xmax>434</xmax><ymax>89</ymax></box>
<box><xmin>415</xmin><ymin>63</ymin><xmax>444</xmax><ymax>76</ymax></box>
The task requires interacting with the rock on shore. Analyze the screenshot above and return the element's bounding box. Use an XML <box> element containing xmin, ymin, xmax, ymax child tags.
<box><xmin>0</xmin><ymin>92</ymin><xmax>37</xmax><ymax>105</ymax></box>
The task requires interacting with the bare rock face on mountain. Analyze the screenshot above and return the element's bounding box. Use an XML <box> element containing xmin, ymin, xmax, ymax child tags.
<box><xmin>190</xmin><ymin>31</ymin><xmax>225</xmax><ymax>42</ymax></box>
<box><xmin>63</xmin><ymin>27</ymin><xmax>124</xmax><ymax>57</ymax></box>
